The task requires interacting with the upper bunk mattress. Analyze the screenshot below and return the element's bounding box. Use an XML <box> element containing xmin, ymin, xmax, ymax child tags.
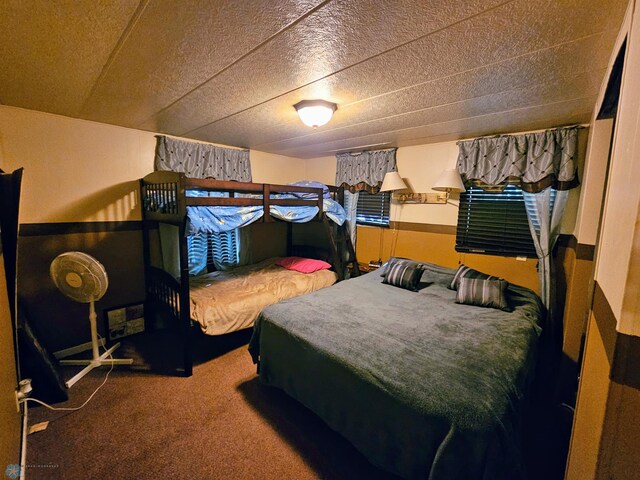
<box><xmin>189</xmin><ymin>257</ymin><xmax>337</xmax><ymax>335</ymax></box>
<box><xmin>185</xmin><ymin>190</ymin><xmax>346</xmax><ymax>235</ymax></box>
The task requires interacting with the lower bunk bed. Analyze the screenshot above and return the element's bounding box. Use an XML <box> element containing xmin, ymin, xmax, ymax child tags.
<box><xmin>249</xmin><ymin>261</ymin><xmax>546</xmax><ymax>480</ymax></box>
<box><xmin>189</xmin><ymin>257</ymin><xmax>337</xmax><ymax>335</ymax></box>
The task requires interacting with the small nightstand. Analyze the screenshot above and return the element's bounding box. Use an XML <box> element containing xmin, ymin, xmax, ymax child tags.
<box><xmin>357</xmin><ymin>262</ymin><xmax>381</xmax><ymax>274</ymax></box>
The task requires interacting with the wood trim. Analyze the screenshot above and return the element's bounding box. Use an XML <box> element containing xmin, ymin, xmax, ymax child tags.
<box><xmin>592</xmin><ymin>281</ymin><xmax>640</xmax><ymax>390</ymax></box>
<box><xmin>388</xmin><ymin>221</ymin><xmax>457</xmax><ymax>235</ymax></box>
<box><xmin>556</xmin><ymin>234</ymin><xmax>577</xmax><ymax>249</ymax></box>
<box><xmin>592</xmin><ymin>281</ymin><xmax>618</xmax><ymax>368</ymax></box>
<box><xmin>19</xmin><ymin>221</ymin><xmax>142</xmax><ymax>236</ymax></box>
<box><xmin>556</xmin><ymin>234</ymin><xmax>595</xmax><ymax>261</ymax></box>
<box><xmin>576</xmin><ymin>243</ymin><xmax>596</xmax><ymax>261</ymax></box>
<box><xmin>20</xmin><ymin>222</ymin><xmax>597</xmax><ymax>262</ymax></box>
<box><xmin>613</xmin><ymin>333</ymin><xmax>640</xmax><ymax>390</ymax></box>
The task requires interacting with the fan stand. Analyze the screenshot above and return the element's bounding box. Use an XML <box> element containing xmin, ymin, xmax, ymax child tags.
<box><xmin>59</xmin><ymin>301</ymin><xmax>133</xmax><ymax>388</ymax></box>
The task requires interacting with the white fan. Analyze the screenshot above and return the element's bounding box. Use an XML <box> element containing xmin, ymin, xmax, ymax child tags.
<box><xmin>50</xmin><ymin>252</ymin><xmax>133</xmax><ymax>388</ymax></box>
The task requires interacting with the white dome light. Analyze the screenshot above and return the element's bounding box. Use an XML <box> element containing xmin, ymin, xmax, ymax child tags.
<box><xmin>293</xmin><ymin>99</ymin><xmax>337</xmax><ymax>128</ymax></box>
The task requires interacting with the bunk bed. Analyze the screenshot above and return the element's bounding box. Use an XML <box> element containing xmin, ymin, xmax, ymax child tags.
<box><xmin>140</xmin><ymin>171</ymin><xmax>358</xmax><ymax>376</ymax></box>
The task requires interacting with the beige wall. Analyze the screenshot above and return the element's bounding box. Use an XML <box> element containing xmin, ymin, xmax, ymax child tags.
<box><xmin>395</xmin><ymin>142</ymin><xmax>460</xmax><ymax>226</ymax></box>
<box><xmin>304</xmin><ymin>135</ymin><xmax>585</xmax><ymax>234</ymax></box>
<box><xmin>396</xmin><ymin>138</ymin><xmax>585</xmax><ymax>232</ymax></box>
<box><xmin>251</xmin><ymin>149</ymin><xmax>307</xmax><ymax>185</ymax></box>
<box><xmin>574</xmin><ymin>118</ymin><xmax>614</xmax><ymax>245</ymax></box>
<box><xmin>594</xmin><ymin>0</ymin><xmax>640</xmax><ymax>335</ymax></box>
<box><xmin>568</xmin><ymin>0</ymin><xmax>640</xmax><ymax>478</ymax></box>
<box><xmin>0</xmin><ymin>106</ymin><xmax>153</xmax><ymax>223</ymax></box>
<box><xmin>0</xmin><ymin>105</ymin><xmax>304</xmax><ymax>224</ymax></box>
<box><xmin>302</xmin><ymin>133</ymin><xmax>587</xmax><ymax>293</ymax></box>
<box><xmin>304</xmin><ymin>155</ymin><xmax>335</xmax><ymax>185</ymax></box>
<box><xmin>0</xmin><ymin>105</ymin><xmax>304</xmax><ymax>351</ymax></box>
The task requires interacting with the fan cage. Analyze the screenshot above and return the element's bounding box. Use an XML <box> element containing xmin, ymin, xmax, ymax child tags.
<box><xmin>50</xmin><ymin>252</ymin><xmax>108</xmax><ymax>303</ymax></box>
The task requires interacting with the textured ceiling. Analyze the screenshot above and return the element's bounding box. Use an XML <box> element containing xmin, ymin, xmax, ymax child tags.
<box><xmin>0</xmin><ymin>0</ymin><xmax>628</xmax><ymax>158</ymax></box>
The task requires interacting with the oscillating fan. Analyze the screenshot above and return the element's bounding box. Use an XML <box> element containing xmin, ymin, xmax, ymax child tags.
<box><xmin>50</xmin><ymin>252</ymin><xmax>133</xmax><ymax>388</ymax></box>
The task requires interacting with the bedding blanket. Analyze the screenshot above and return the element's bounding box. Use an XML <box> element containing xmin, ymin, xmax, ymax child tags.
<box><xmin>249</xmin><ymin>263</ymin><xmax>544</xmax><ymax>479</ymax></box>
<box><xmin>190</xmin><ymin>258</ymin><xmax>337</xmax><ymax>335</ymax></box>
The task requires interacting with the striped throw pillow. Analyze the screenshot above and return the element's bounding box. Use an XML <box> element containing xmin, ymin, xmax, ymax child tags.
<box><xmin>382</xmin><ymin>258</ymin><xmax>424</xmax><ymax>291</ymax></box>
<box><xmin>379</xmin><ymin>257</ymin><xmax>420</xmax><ymax>277</ymax></box>
<box><xmin>455</xmin><ymin>277</ymin><xmax>511</xmax><ymax>311</ymax></box>
<box><xmin>448</xmin><ymin>265</ymin><xmax>498</xmax><ymax>290</ymax></box>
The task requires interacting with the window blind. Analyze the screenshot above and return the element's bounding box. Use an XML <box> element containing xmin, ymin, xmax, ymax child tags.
<box><xmin>455</xmin><ymin>185</ymin><xmax>537</xmax><ymax>257</ymax></box>
<box><xmin>187</xmin><ymin>235</ymin><xmax>208</xmax><ymax>275</ymax></box>
<box><xmin>207</xmin><ymin>230</ymin><xmax>239</xmax><ymax>267</ymax></box>
<box><xmin>356</xmin><ymin>191</ymin><xmax>390</xmax><ymax>227</ymax></box>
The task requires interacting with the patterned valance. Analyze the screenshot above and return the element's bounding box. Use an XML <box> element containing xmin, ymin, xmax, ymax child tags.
<box><xmin>336</xmin><ymin>148</ymin><xmax>397</xmax><ymax>193</ymax></box>
<box><xmin>155</xmin><ymin>135</ymin><xmax>251</xmax><ymax>181</ymax></box>
<box><xmin>456</xmin><ymin>126</ymin><xmax>581</xmax><ymax>193</ymax></box>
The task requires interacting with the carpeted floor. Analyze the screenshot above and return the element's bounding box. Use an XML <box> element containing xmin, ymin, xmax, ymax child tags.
<box><xmin>26</xmin><ymin>330</ymin><xmax>398</xmax><ymax>480</ymax></box>
<box><xmin>26</xmin><ymin>328</ymin><xmax>569</xmax><ymax>480</ymax></box>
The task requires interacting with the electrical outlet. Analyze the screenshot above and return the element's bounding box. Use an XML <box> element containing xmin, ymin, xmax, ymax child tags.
<box><xmin>15</xmin><ymin>379</ymin><xmax>32</xmax><ymax>412</ymax></box>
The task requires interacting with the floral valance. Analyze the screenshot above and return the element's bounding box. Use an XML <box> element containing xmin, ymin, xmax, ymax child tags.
<box><xmin>336</xmin><ymin>148</ymin><xmax>397</xmax><ymax>193</ymax></box>
<box><xmin>155</xmin><ymin>135</ymin><xmax>251</xmax><ymax>181</ymax></box>
<box><xmin>456</xmin><ymin>126</ymin><xmax>581</xmax><ymax>193</ymax></box>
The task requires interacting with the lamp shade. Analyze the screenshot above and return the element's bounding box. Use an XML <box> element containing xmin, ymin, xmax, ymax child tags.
<box><xmin>380</xmin><ymin>171</ymin><xmax>407</xmax><ymax>192</ymax></box>
<box><xmin>293</xmin><ymin>99</ymin><xmax>337</xmax><ymax>127</ymax></box>
<box><xmin>432</xmin><ymin>169</ymin><xmax>466</xmax><ymax>192</ymax></box>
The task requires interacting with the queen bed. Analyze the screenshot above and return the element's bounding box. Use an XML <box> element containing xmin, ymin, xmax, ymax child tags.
<box><xmin>249</xmin><ymin>261</ymin><xmax>545</xmax><ymax>479</ymax></box>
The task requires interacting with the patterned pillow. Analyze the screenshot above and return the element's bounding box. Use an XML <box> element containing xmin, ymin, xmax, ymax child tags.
<box><xmin>455</xmin><ymin>277</ymin><xmax>511</xmax><ymax>311</ymax></box>
<box><xmin>288</xmin><ymin>181</ymin><xmax>330</xmax><ymax>199</ymax></box>
<box><xmin>379</xmin><ymin>257</ymin><xmax>421</xmax><ymax>277</ymax></box>
<box><xmin>448</xmin><ymin>264</ymin><xmax>498</xmax><ymax>290</ymax></box>
<box><xmin>382</xmin><ymin>258</ymin><xmax>425</xmax><ymax>291</ymax></box>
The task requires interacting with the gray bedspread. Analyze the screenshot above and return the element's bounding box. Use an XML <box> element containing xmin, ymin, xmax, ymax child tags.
<box><xmin>249</xmin><ymin>263</ymin><xmax>544</xmax><ymax>479</ymax></box>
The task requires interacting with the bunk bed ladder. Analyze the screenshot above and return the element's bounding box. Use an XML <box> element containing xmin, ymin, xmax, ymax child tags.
<box><xmin>322</xmin><ymin>217</ymin><xmax>360</xmax><ymax>280</ymax></box>
<box><xmin>340</xmin><ymin>221</ymin><xmax>360</xmax><ymax>277</ymax></box>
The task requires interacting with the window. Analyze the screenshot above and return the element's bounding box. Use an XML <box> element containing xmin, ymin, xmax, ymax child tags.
<box><xmin>455</xmin><ymin>185</ymin><xmax>537</xmax><ymax>257</ymax></box>
<box><xmin>187</xmin><ymin>235</ymin><xmax>209</xmax><ymax>275</ymax></box>
<box><xmin>207</xmin><ymin>230</ymin><xmax>240</xmax><ymax>268</ymax></box>
<box><xmin>187</xmin><ymin>230</ymin><xmax>239</xmax><ymax>275</ymax></box>
<box><xmin>356</xmin><ymin>191</ymin><xmax>390</xmax><ymax>227</ymax></box>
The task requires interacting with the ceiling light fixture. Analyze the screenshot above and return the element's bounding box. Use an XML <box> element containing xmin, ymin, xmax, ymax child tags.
<box><xmin>293</xmin><ymin>99</ymin><xmax>337</xmax><ymax>128</ymax></box>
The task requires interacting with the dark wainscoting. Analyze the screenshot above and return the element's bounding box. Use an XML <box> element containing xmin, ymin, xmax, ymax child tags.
<box><xmin>18</xmin><ymin>221</ymin><xmax>145</xmax><ymax>352</ymax></box>
<box><xmin>592</xmin><ymin>282</ymin><xmax>640</xmax><ymax>390</ymax></box>
<box><xmin>555</xmin><ymin>234</ymin><xmax>595</xmax><ymax>261</ymax></box>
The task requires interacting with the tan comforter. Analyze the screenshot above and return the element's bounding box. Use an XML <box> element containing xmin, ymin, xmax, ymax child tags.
<box><xmin>189</xmin><ymin>257</ymin><xmax>337</xmax><ymax>335</ymax></box>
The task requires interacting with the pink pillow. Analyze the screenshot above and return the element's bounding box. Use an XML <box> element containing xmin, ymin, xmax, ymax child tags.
<box><xmin>275</xmin><ymin>257</ymin><xmax>331</xmax><ymax>273</ymax></box>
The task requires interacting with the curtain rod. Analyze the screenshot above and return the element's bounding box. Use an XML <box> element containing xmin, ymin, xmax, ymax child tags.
<box><xmin>458</xmin><ymin>124</ymin><xmax>588</xmax><ymax>143</ymax></box>
<box><xmin>157</xmin><ymin>134</ymin><xmax>248</xmax><ymax>151</ymax></box>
